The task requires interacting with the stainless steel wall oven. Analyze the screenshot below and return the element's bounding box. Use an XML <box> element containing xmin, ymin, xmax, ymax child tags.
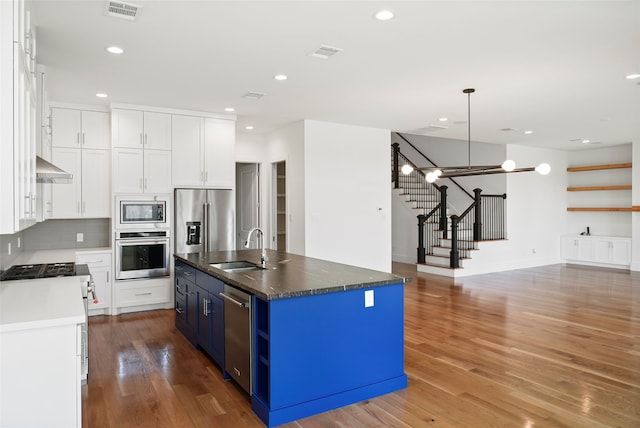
<box><xmin>115</xmin><ymin>230</ymin><xmax>170</xmax><ymax>280</ymax></box>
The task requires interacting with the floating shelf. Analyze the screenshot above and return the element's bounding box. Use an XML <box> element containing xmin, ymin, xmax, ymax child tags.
<box><xmin>567</xmin><ymin>207</ymin><xmax>634</xmax><ymax>212</ymax></box>
<box><xmin>566</xmin><ymin>162</ymin><xmax>631</xmax><ymax>172</ymax></box>
<box><xmin>567</xmin><ymin>185</ymin><xmax>632</xmax><ymax>191</ymax></box>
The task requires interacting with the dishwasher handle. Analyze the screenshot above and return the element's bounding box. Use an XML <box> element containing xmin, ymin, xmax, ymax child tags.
<box><xmin>219</xmin><ymin>292</ymin><xmax>249</xmax><ymax>309</ymax></box>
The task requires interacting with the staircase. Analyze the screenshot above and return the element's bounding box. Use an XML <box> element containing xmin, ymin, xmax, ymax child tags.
<box><xmin>391</xmin><ymin>142</ymin><xmax>506</xmax><ymax>277</ymax></box>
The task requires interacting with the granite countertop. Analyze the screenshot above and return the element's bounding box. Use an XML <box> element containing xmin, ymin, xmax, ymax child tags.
<box><xmin>175</xmin><ymin>250</ymin><xmax>407</xmax><ymax>300</ymax></box>
<box><xmin>0</xmin><ymin>276</ymin><xmax>86</xmax><ymax>333</ymax></box>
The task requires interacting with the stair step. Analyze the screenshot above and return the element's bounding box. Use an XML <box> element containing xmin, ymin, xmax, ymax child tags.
<box><xmin>424</xmin><ymin>254</ymin><xmax>466</xmax><ymax>268</ymax></box>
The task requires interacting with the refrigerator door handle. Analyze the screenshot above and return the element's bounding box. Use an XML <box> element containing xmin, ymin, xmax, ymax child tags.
<box><xmin>202</xmin><ymin>203</ymin><xmax>208</xmax><ymax>253</ymax></box>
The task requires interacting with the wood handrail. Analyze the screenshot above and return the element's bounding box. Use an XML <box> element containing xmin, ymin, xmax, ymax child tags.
<box><xmin>566</xmin><ymin>163</ymin><xmax>631</xmax><ymax>172</ymax></box>
<box><xmin>567</xmin><ymin>185</ymin><xmax>631</xmax><ymax>191</ymax></box>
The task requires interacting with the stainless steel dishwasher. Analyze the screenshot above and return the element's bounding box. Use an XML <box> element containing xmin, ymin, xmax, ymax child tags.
<box><xmin>219</xmin><ymin>284</ymin><xmax>252</xmax><ymax>393</ymax></box>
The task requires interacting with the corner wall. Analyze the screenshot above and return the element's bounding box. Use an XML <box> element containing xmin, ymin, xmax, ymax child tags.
<box><xmin>304</xmin><ymin>121</ymin><xmax>392</xmax><ymax>272</ymax></box>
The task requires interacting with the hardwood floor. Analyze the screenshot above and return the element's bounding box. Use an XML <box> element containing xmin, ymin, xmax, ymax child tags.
<box><xmin>83</xmin><ymin>264</ymin><xmax>640</xmax><ymax>427</ymax></box>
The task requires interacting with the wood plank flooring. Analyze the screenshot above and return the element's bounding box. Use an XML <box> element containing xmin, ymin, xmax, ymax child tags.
<box><xmin>83</xmin><ymin>263</ymin><xmax>640</xmax><ymax>427</ymax></box>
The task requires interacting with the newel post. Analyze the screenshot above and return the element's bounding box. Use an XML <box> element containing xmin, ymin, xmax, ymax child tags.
<box><xmin>473</xmin><ymin>188</ymin><xmax>482</xmax><ymax>241</ymax></box>
<box><xmin>450</xmin><ymin>215</ymin><xmax>459</xmax><ymax>268</ymax></box>
<box><xmin>392</xmin><ymin>143</ymin><xmax>400</xmax><ymax>189</ymax></box>
<box><xmin>439</xmin><ymin>185</ymin><xmax>448</xmax><ymax>239</ymax></box>
<box><xmin>417</xmin><ymin>214</ymin><xmax>426</xmax><ymax>263</ymax></box>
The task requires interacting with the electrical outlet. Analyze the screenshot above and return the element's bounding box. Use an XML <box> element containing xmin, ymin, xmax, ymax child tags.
<box><xmin>76</xmin><ymin>233</ymin><xmax>84</xmax><ymax>242</ymax></box>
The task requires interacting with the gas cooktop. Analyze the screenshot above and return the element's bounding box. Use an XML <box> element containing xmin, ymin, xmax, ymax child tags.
<box><xmin>0</xmin><ymin>262</ymin><xmax>76</xmax><ymax>281</ymax></box>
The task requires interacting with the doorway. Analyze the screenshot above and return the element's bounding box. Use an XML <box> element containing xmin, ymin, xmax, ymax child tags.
<box><xmin>272</xmin><ymin>161</ymin><xmax>286</xmax><ymax>251</ymax></box>
<box><xmin>236</xmin><ymin>163</ymin><xmax>260</xmax><ymax>250</ymax></box>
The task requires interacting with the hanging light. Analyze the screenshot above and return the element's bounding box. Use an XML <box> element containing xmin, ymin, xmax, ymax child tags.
<box><xmin>419</xmin><ymin>88</ymin><xmax>550</xmax><ymax>181</ymax></box>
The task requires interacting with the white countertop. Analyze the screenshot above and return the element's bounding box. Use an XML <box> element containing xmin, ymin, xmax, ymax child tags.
<box><xmin>0</xmin><ymin>276</ymin><xmax>86</xmax><ymax>333</ymax></box>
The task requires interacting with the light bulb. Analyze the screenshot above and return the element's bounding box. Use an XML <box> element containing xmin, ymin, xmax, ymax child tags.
<box><xmin>401</xmin><ymin>164</ymin><xmax>413</xmax><ymax>175</ymax></box>
<box><xmin>535</xmin><ymin>163</ymin><xmax>551</xmax><ymax>175</ymax></box>
<box><xmin>425</xmin><ymin>172</ymin><xmax>438</xmax><ymax>183</ymax></box>
<box><xmin>433</xmin><ymin>169</ymin><xmax>442</xmax><ymax>177</ymax></box>
<box><xmin>501</xmin><ymin>159</ymin><xmax>516</xmax><ymax>172</ymax></box>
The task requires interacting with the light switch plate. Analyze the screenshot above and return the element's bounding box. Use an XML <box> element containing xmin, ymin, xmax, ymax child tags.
<box><xmin>364</xmin><ymin>289</ymin><xmax>374</xmax><ymax>308</ymax></box>
<box><xmin>76</xmin><ymin>233</ymin><xmax>84</xmax><ymax>242</ymax></box>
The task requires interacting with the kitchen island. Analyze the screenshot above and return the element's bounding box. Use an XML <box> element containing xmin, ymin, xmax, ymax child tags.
<box><xmin>174</xmin><ymin>250</ymin><xmax>408</xmax><ymax>427</ymax></box>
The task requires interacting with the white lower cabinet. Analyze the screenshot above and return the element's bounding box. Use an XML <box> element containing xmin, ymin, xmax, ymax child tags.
<box><xmin>113</xmin><ymin>277</ymin><xmax>172</xmax><ymax>314</ymax></box>
<box><xmin>1</xmin><ymin>324</ymin><xmax>82</xmax><ymax>427</ymax></box>
<box><xmin>561</xmin><ymin>235</ymin><xmax>631</xmax><ymax>268</ymax></box>
<box><xmin>76</xmin><ymin>250</ymin><xmax>112</xmax><ymax>315</ymax></box>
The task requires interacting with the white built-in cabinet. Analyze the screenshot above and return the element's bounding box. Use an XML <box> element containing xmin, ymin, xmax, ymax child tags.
<box><xmin>171</xmin><ymin>115</ymin><xmax>235</xmax><ymax>188</ymax></box>
<box><xmin>0</xmin><ymin>0</ymin><xmax>38</xmax><ymax>233</ymax></box>
<box><xmin>50</xmin><ymin>107</ymin><xmax>110</xmax><ymax>218</ymax></box>
<box><xmin>111</xmin><ymin>108</ymin><xmax>172</xmax><ymax>194</ymax></box>
<box><xmin>561</xmin><ymin>235</ymin><xmax>631</xmax><ymax>268</ymax></box>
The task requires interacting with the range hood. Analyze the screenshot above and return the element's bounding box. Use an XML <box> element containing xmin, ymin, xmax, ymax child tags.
<box><xmin>36</xmin><ymin>156</ymin><xmax>73</xmax><ymax>184</ymax></box>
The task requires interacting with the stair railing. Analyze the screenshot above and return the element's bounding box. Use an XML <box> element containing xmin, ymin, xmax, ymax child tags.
<box><xmin>449</xmin><ymin>189</ymin><xmax>507</xmax><ymax>268</ymax></box>
<box><xmin>416</xmin><ymin>185</ymin><xmax>448</xmax><ymax>263</ymax></box>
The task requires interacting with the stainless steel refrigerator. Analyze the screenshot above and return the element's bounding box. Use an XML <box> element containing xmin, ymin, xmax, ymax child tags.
<box><xmin>174</xmin><ymin>189</ymin><xmax>235</xmax><ymax>254</ymax></box>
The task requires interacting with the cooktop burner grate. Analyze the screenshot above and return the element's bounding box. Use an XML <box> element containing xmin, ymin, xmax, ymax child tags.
<box><xmin>0</xmin><ymin>262</ymin><xmax>76</xmax><ymax>281</ymax></box>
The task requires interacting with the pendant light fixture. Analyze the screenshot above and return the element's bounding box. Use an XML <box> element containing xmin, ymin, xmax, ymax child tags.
<box><xmin>405</xmin><ymin>88</ymin><xmax>550</xmax><ymax>182</ymax></box>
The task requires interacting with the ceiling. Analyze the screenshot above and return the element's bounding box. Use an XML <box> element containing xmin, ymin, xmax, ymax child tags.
<box><xmin>31</xmin><ymin>0</ymin><xmax>640</xmax><ymax>151</ymax></box>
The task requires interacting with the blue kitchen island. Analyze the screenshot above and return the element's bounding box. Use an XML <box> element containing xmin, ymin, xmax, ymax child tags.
<box><xmin>175</xmin><ymin>250</ymin><xmax>408</xmax><ymax>427</ymax></box>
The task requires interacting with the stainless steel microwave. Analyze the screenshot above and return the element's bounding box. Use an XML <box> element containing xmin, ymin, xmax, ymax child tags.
<box><xmin>117</xmin><ymin>198</ymin><xmax>167</xmax><ymax>228</ymax></box>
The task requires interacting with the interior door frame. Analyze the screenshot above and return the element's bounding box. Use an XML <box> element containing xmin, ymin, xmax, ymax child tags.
<box><xmin>235</xmin><ymin>162</ymin><xmax>261</xmax><ymax>250</ymax></box>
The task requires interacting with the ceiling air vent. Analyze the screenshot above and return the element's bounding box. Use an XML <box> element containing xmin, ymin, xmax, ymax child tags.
<box><xmin>408</xmin><ymin>125</ymin><xmax>448</xmax><ymax>135</ymax></box>
<box><xmin>242</xmin><ymin>91</ymin><xmax>265</xmax><ymax>100</ymax></box>
<box><xmin>308</xmin><ymin>45</ymin><xmax>343</xmax><ymax>60</ymax></box>
<box><xmin>107</xmin><ymin>1</ymin><xmax>141</xmax><ymax>20</ymax></box>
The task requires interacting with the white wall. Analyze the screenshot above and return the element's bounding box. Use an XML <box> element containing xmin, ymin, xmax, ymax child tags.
<box><xmin>501</xmin><ymin>145</ymin><xmax>568</xmax><ymax>268</ymax></box>
<box><xmin>304</xmin><ymin>121</ymin><xmax>392</xmax><ymax>272</ymax></box>
<box><xmin>265</xmin><ymin>121</ymin><xmax>306</xmax><ymax>255</ymax></box>
<box><xmin>632</xmin><ymin>141</ymin><xmax>640</xmax><ymax>271</ymax></box>
<box><xmin>391</xmin><ymin>189</ymin><xmax>420</xmax><ymax>264</ymax></box>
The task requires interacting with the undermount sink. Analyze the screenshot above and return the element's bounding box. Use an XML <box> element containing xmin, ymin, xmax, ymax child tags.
<box><xmin>209</xmin><ymin>261</ymin><xmax>264</xmax><ymax>273</ymax></box>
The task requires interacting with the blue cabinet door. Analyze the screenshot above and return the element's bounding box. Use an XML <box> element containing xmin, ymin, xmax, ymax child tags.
<box><xmin>196</xmin><ymin>285</ymin><xmax>215</xmax><ymax>356</ymax></box>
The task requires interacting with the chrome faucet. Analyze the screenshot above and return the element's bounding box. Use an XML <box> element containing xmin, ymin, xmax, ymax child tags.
<box><xmin>244</xmin><ymin>227</ymin><xmax>268</xmax><ymax>268</ymax></box>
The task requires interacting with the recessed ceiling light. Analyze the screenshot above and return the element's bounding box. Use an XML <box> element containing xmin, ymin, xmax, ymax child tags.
<box><xmin>375</xmin><ymin>10</ymin><xmax>394</xmax><ymax>21</ymax></box>
<box><xmin>581</xmin><ymin>139</ymin><xmax>590</xmax><ymax>144</ymax></box>
<box><xmin>524</xmin><ymin>130</ymin><xmax>533</xmax><ymax>134</ymax></box>
<box><xmin>96</xmin><ymin>93</ymin><xmax>108</xmax><ymax>98</ymax></box>
<box><xmin>625</xmin><ymin>73</ymin><xmax>640</xmax><ymax>79</ymax></box>
<box><xmin>438</xmin><ymin>117</ymin><xmax>448</xmax><ymax>122</ymax></box>
<box><xmin>245</xmin><ymin>125</ymin><xmax>254</xmax><ymax>130</ymax></box>
<box><xmin>273</xmin><ymin>74</ymin><xmax>288</xmax><ymax>81</ymax></box>
<box><xmin>106</xmin><ymin>46</ymin><xmax>124</xmax><ymax>54</ymax></box>
<box><xmin>225</xmin><ymin>107</ymin><xmax>235</xmax><ymax>112</ymax></box>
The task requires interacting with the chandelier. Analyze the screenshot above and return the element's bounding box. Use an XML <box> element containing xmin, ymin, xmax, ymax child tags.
<box><xmin>402</xmin><ymin>88</ymin><xmax>550</xmax><ymax>182</ymax></box>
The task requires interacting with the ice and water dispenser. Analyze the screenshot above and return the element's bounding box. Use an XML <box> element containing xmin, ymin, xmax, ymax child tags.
<box><xmin>186</xmin><ymin>221</ymin><xmax>201</xmax><ymax>245</ymax></box>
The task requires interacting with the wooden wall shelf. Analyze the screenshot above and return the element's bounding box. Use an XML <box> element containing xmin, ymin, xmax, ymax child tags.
<box><xmin>567</xmin><ymin>185</ymin><xmax>632</xmax><ymax>192</ymax></box>
<box><xmin>566</xmin><ymin>163</ymin><xmax>631</xmax><ymax>172</ymax></box>
<box><xmin>567</xmin><ymin>207</ymin><xmax>633</xmax><ymax>212</ymax></box>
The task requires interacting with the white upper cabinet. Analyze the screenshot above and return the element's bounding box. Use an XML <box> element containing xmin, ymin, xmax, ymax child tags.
<box><xmin>0</xmin><ymin>0</ymin><xmax>38</xmax><ymax>233</ymax></box>
<box><xmin>172</xmin><ymin>115</ymin><xmax>234</xmax><ymax>188</ymax></box>
<box><xmin>50</xmin><ymin>147</ymin><xmax>110</xmax><ymax>219</ymax></box>
<box><xmin>112</xmin><ymin>109</ymin><xmax>171</xmax><ymax>150</ymax></box>
<box><xmin>51</xmin><ymin>108</ymin><xmax>110</xmax><ymax>149</ymax></box>
<box><xmin>111</xmin><ymin>108</ymin><xmax>172</xmax><ymax>194</ymax></box>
